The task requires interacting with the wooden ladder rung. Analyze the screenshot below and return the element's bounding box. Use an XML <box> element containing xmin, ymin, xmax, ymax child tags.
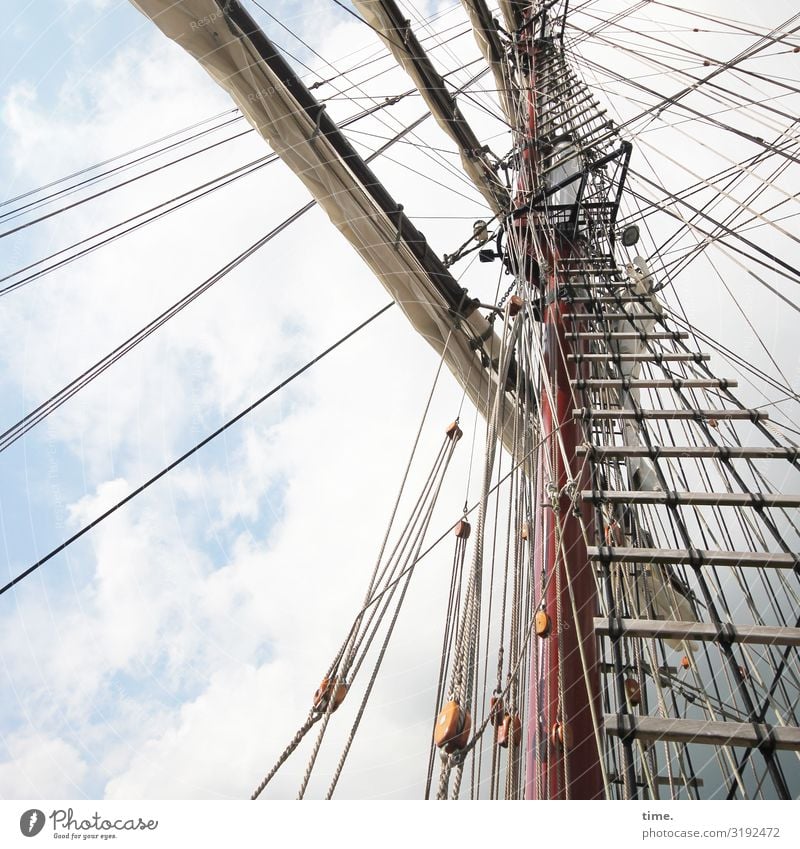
<box><xmin>574</xmin><ymin>408</ymin><xmax>768</xmax><ymax>421</ymax></box>
<box><xmin>582</xmin><ymin>490</ymin><xmax>800</xmax><ymax>507</ymax></box>
<box><xmin>588</xmin><ymin>545</ymin><xmax>798</xmax><ymax>569</ymax></box>
<box><xmin>578</xmin><ymin>445</ymin><xmax>795</xmax><ymax>460</ymax></box>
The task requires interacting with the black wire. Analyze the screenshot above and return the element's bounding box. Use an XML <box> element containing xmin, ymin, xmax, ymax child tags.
<box><xmin>0</xmin><ymin>302</ymin><xmax>394</xmax><ymax>598</ymax></box>
<box><xmin>0</xmin><ymin>49</ymin><xmax>487</xmax><ymax>295</ymax></box>
<box><xmin>0</xmin><ymin>91</ymin><xmax>415</xmax><ymax>297</ymax></box>
<box><xmin>0</xmin><ymin>127</ymin><xmax>256</xmax><ymax>241</ymax></box>
<box><xmin>572</xmin><ymin>11</ymin><xmax>800</xmax><ymax>125</ymax></box>
<box><xmin>616</xmin><ymin>134</ymin><xmax>800</xmax><ymax>230</ymax></box>
<box><xmin>0</xmin><ymin>153</ymin><xmax>278</xmax><ymax>297</ymax></box>
<box><xmin>0</xmin><ymin>201</ymin><xmax>316</xmax><ymax>452</ymax></box>
<box><xmin>0</xmin><ymin>109</ymin><xmax>241</xmax><ymax>214</ymax></box>
<box><xmin>0</xmin><ymin>100</ymin><xmax>440</xmax><ymax>449</ymax></box>
<box><xmin>626</xmin><ymin>171</ymin><xmax>800</xmax><ymax>288</ymax></box>
<box><xmin>0</xmin><ymin>49</ymin><xmax>498</xmax><ymax>448</ymax></box>
<box><xmin>568</xmin><ymin>37</ymin><xmax>800</xmax><ymax>167</ymax></box>
<box><xmin>0</xmin><ymin>15</ymin><xmax>473</xmax><ymax>237</ymax></box>
<box><xmin>0</xmin><ymin>115</ymin><xmax>247</xmax><ymax>226</ymax></box>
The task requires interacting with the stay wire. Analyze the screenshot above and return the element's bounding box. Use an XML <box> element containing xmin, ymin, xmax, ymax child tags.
<box><xmin>1</xmin><ymin>54</ymin><xmax>489</xmax><ymax>296</ymax></box>
<box><xmin>1</xmin><ymin>3</ymin><xmax>464</xmax><ymax>220</ymax></box>
<box><xmin>0</xmin><ymin>109</ymin><xmax>240</xmax><ymax>213</ymax></box>
<box><xmin>0</xmin><ymin>303</ymin><xmax>394</xmax><ymax>598</ymax></box>
<box><xmin>0</xmin><ymin>127</ymin><xmax>256</xmax><ymax>242</ymax></box>
<box><xmin>0</xmin><ymin>114</ymin><xmax>247</xmax><ymax>226</ymax></box>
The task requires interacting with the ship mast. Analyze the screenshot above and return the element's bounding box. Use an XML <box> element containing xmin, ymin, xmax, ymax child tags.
<box><xmin>516</xmin><ymin>1</ymin><xmax>604</xmax><ymax>799</ymax></box>
<box><xmin>5</xmin><ymin>0</ymin><xmax>800</xmax><ymax>806</ymax></box>
<box><xmin>506</xmin><ymin>0</ymin><xmax>635</xmax><ymax>798</ymax></box>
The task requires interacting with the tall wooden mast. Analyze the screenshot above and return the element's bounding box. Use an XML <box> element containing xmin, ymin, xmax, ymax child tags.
<box><xmin>521</xmin><ymin>1</ymin><xmax>603</xmax><ymax>800</ymax></box>
<box><xmin>515</xmin><ymin>0</ymin><xmax>628</xmax><ymax>799</ymax></box>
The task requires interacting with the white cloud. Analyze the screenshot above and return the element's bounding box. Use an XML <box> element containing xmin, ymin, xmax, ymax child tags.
<box><xmin>0</xmin><ymin>732</ymin><xmax>90</xmax><ymax>799</ymax></box>
<box><xmin>104</xmin><ymin>662</ymin><xmax>298</xmax><ymax>799</ymax></box>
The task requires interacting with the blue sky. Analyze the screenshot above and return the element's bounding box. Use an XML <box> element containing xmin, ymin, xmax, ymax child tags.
<box><xmin>0</xmin><ymin>0</ymin><xmax>331</xmax><ymax>577</ymax></box>
<box><xmin>0</xmin><ymin>2</ymin><xmax>136</xmax><ymax>632</ymax></box>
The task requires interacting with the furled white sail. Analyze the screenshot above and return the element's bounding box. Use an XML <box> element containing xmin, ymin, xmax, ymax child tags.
<box><xmin>128</xmin><ymin>0</ymin><xmax>516</xmax><ymax>440</ymax></box>
<box><xmin>351</xmin><ymin>1</ymin><xmax>508</xmax><ymax>214</ymax></box>
<box><xmin>458</xmin><ymin>0</ymin><xmax>514</xmax><ymax>122</ymax></box>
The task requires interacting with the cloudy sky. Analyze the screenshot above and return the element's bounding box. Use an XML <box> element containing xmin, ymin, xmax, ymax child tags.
<box><xmin>0</xmin><ymin>0</ymin><xmax>797</xmax><ymax>800</ymax></box>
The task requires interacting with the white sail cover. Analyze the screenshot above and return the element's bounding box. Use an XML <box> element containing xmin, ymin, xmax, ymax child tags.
<box><xmin>498</xmin><ymin>0</ymin><xmax>523</xmax><ymax>30</ymax></box>
<box><xmin>458</xmin><ymin>0</ymin><xmax>514</xmax><ymax>123</ymax></box>
<box><xmin>351</xmin><ymin>1</ymin><xmax>508</xmax><ymax>215</ymax></box>
<box><xmin>129</xmin><ymin>0</ymin><xmax>513</xmax><ymax>436</ymax></box>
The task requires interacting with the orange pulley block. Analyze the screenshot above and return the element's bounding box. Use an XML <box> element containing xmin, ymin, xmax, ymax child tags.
<box><xmin>604</xmin><ymin>519</ymin><xmax>623</xmax><ymax>546</ymax></box>
<box><xmin>434</xmin><ymin>700</ymin><xmax>471</xmax><ymax>753</ymax></box>
<box><xmin>446</xmin><ymin>710</ymin><xmax>471</xmax><ymax>753</ymax></box>
<box><xmin>624</xmin><ymin>677</ymin><xmax>642</xmax><ymax>707</ymax></box>
<box><xmin>520</xmin><ymin>521</ymin><xmax>530</xmax><ymax>541</ymax></box>
<box><xmin>454</xmin><ymin>519</ymin><xmax>471</xmax><ymax>540</ymax></box>
<box><xmin>534</xmin><ymin>608</ymin><xmax>552</xmax><ymax>638</ymax></box>
<box><xmin>446</xmin><ymin>421</ymin><xmax>463</xmax><ymax>442</ymax></box>
<box><xmin>497</xmin><ymin>713</ymin><xmax>522</xmax><ymax>749</ymax></box>
<box><xmin>489</xmin><ymin>694</ymin><xmax>504</xmax><ymax>727</ymax></box>
<box><xmin>313</xmin><ymin>676</ymin><xmax>348</xmax><ymax>713</ymax></box>
<box><xmin>550</xmin><ymin>721</ymin><xmax>572</xmax><ymax>750</ymax></box>
<box><xmin>508</xmin><ymin>295</ymin><xmax>524</xmax><ymax>318</ymax></box>
<box><xmin>680</xmin><ymin>655</ymin><xmax>691</xmax><ymax>670</ymax></box>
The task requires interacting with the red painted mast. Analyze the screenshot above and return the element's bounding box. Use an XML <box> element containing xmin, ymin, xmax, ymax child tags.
<box><xmin>519</xmin><ymin>2</ymin><xmax>604</xmax><ymax>800</ymax></box>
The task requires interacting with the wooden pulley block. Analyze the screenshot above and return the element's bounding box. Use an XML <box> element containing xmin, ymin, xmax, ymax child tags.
<box><xmin>680</xmin><ymin>655</ymin><xmax>691</xmax><ymax>670</ymax></box>
<box><xmin>434</xmin><ymin>700</ymin><xmax>470</xmax><ymax>752</ymax></box>
<box><xmin>520</xmin><ymin>521</ymin><xmax>530</xmax><ymax>540</ymax></box>
<box><xmin>508</xmin><ymin>295</ymin><xmax>524</xmax><ymax>318</ymax></box>
<box><xmin>738</xmin><ymin>665</ymin><xmax>749</xmax><ymax>681</ymax></box>
<box><xmin>604</xmin><ymin>520</ymin><xmax>623</xmax><ymax>546</ymax></box>
<box><xmin>434</xmin><ymin>700</ymin><xmax>462</xmax><ymax>748</ymax></box>
<box><xmin>445</xmin><ymin>710</ymin><xmax>471</xmax><ymax>754</ymax></box>
<box><xmin>489</xmin><ymin>695</ymin><xmax>504</xmax><ymax>727</ymax></box>
<box><xmin>454</xmin><ymin>519</ymin><xmax>471</xmax><ymax>540</ymax></box>
<box><xmin>550</xmin><ymin>721</ymin><xmax>572</xmax><ymax>750</ymax></box>
<box><xmin>534</xmin><ymin>609</ymin><xmax>552</xmax><ymax>638</ymax></box>
<box><xmin>446</xmin><ymin>421</ymin><xmax>463</xmax><ymax>441</ymax></box>
<box><xmin>497</xmin><ymin>713</ymin><xmax>522</xmax><ymax>748</ymax></box>
<box><xmin>313</xmin><ymin>676</ymin><xmax>348</xmax><ymax>713</ymax></box>
<box><xmin>624</xmin><ymin>677</ymin><xmax>642</xmax><ymax>707</ymax></box>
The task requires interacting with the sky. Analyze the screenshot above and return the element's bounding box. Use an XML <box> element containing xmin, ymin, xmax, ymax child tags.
<box><xmin>0</xmin><ymin>0</ymin><xmax>798</xmax><ymax>800</ymax></box>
